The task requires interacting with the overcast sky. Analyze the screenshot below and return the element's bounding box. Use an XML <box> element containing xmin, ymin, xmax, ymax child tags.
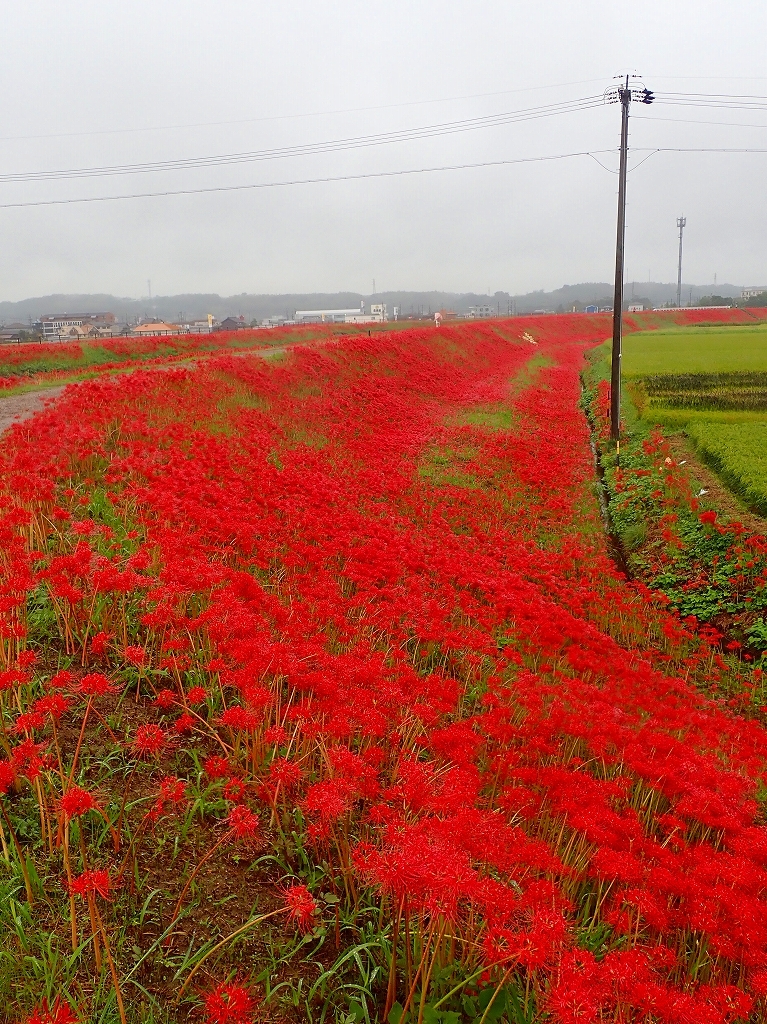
<box><xmin>1</xmin><ymin>0</ymin><xmax>765</xmax><ymax>301</ymax></box>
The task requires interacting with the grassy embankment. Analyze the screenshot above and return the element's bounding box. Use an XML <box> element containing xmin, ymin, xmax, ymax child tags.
<box><xmin>622</xmin><ymin>323</ymin><xmax>767</xmax><ymax>514</ymax></box>
<box><xmin>0</xmin><ymin>320</ymin><xmax>412</xmax><ymax>394</ymax></box>
<box><xmin>583</xmin><ymin>314</ymin><xmax>767</xmax><ymax>660</ymax></box>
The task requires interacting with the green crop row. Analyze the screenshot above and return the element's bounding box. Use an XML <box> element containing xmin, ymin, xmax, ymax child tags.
<box><xmin>645</xmin><ymin>370</ymin><xmax>767</xmax><ymax>392</ymax></box>
<box><xmin>687</xmin><ymin>420</ymin><xmax>767</xmax><ymax>515</ymax></box>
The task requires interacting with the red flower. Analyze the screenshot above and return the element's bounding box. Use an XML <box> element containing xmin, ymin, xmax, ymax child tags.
<box><xmin>132</xmin><ymin>723</ymin><xmax>167</xmax><ymax>757</ymax></box>
<box><xmin>89</xmin><ymin>631</ymin><xmax>112</xmax><ymax>656</ymax></box>
<box><xmin>21</xmin><ymin>1000</ymin><xmax>80</xmax><ymax>1024</ymax></box>
<box><xmin>222</xmin><ymin>777</ymin><xmax>247</xmax><ymax>803</ymax></box>
<box><xmin>186</xmin><ymin>685</ymin><xmax>208</xmax><ymax>704</ymax></box>
<box><xmin>77</xmin><ymin>672</ymin><xmax>118</xmax><ymax>696</ymax></box>
<box><xmin>173</xmin><ymin>713</ymin><xmax>196</xmax><ymax>734</ymax></box>
<box><xmin>59</xmin><ymin>785</ymin><xmax>98</xmax><ymax>820</ymax></box>
<box><xmin>279</xmin><ymin>882</ymin><xmax>318</xmax><ymax>932</ymax></box>
<box><xmin>152</xmin><ymin>688</ymin><xmax>177</xmax><ymax>710</ymax></box>
<box><xmin>201</xmin><ymin>981</ymin><xmax>257</xmax><ymax>1024</ymax></box>
<box><xmin>204</xmin><ymin>755</ymin><xmax>233</xmax><ymax>779</ymax></box>
<box><xmin>69</xmin><ymin>868</ymin><xmax>112</xmax><ymax>900</ymax></box>
<box><xmin>123</xmin><ymin>644</ymin><xmax>147</xmax><ymax>667</ymax></box>
<box><xmin>0</xmin><ymin>760</ymin><xmax>17</xmax><ymax>795</ymax></box>
<box><xmin>226</xmin><ymin>804</ymin><xmax>261</xmax><ymax>842</ymax></box>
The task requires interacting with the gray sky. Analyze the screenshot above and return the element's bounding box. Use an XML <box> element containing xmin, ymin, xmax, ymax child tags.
<box><xmin>1</xmin><ymin>0</ymin><xmax>765</xmax><ymax>301</ymax></box>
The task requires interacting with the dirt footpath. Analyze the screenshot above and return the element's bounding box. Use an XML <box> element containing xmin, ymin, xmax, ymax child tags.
<box><xmin>0</xmin><ymin>385</ymin><xmax>67</xmax><ymax>435</ymax></box>
<box><xmin>667</xmin><ymin>432</ymin><xmax>767</xmax><ymax>535</ymax></box>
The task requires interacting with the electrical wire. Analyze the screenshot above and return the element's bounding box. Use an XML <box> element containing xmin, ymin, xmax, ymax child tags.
<box><xmin>654</xmin><ymin>91</ymin><xmax>767</xmax><ymax>111</ymax></box>
<box><xmin>633</xmin><ymin>114</ymin><xmax>767</xmax><ymax>129</ymax></box>
<box><xmin>0</xmin><ymin>77</ymin><xmax>612</xmax><ymax>144</ymax></box>
<box><xmin>634</xmin><ymin>146</ymin><xmax>767</xmax><ymax>153</ymax></box>
<box><xmin>0</xmin><ymin>149</ymin><xmax>617</xmax><ymax>209</ymax></box>
<box><xmin>4</xmin><ymin>143</ymin><xmax>764</xmax><ymax>210</ymax></box>
<box><xmin>0</xmin><ymin>96</ymin><xmax>606</xmax><ymax>185</ymax></box>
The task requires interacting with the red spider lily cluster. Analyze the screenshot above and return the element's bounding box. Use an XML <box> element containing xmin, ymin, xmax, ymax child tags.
<box><xmin>2</xmin><ymin>312</ymin><xmax>767</xmax><ymax>1021</ymax></box>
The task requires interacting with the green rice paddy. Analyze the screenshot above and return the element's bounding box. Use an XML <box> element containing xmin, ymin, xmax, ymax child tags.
<box><xmin>606</xmin><ymin>322</ymin><xmax>767</xmax><ymax>513</ymax></box>
<box><xmin>622</xmin><ymin>324</ymin><xmax>767</xmax><ymax>378</ymax></box>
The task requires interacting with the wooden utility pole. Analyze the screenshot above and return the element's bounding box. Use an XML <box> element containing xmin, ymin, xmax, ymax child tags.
<box><xmin>609</xmin><ymin>76</ymin><xmax>653</xmax><ymax>445</ymax></box>
<box><xmin>610</xmin><ymin>78</ymin><xmax>631</xmax><ymax>444</ymax></box>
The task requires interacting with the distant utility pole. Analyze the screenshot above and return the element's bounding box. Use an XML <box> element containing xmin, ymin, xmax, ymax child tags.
<box><xmin>608</xmin><ymin>75</ymin><xmax>654</xmax><ymax>444</ymax></box>
<box><xmin>676</xmin><ymin>217</ymin><xmax>687</xmax><ymax>308</ymax></box>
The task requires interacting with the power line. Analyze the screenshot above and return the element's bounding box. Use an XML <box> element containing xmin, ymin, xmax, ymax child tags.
<box><xmin>2</xmin><ymin>145</ymin><xmax>765</xmax><ymax>211</ymax></box>
<box><xmin>634</xmin><ymin>114</ymin><xmax>767</xmax><ymax>129</ymax></box>
<box><xmin>634</xmin><ymin>146</ymin><xmax>767</xmax><ymax>153</ymax></box>
<box><xmin>0</xmin><ymin>150</ymin><xmax>616</xmax><ymax>209</ymax></box>
<box><xmin>655</xmin><ymin>93</ymin><xmax>767</xmax><ymax>111</ymax></box>
<box><xmin>0</xmin><ymin>96</ymin><xmax>606</xmax><ymax>185</ymax></box>
<box><xmin>0</xmin><ymin>77</ymin><xmax>612</xmax><ymax>144</ymax></box>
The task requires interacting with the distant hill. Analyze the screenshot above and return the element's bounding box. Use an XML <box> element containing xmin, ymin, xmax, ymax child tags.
<box><xmin>0</xmin><ymin>282</ymin><xmax>746</xmax><ymax>325</ymax></box>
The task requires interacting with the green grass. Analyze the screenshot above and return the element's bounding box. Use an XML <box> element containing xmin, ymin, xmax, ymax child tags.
<box><xmin>685</xmin><ymin>420</ymin><xmax>767</xmax><ymax>514</ymax></box>
<box><xmin>418</xmin><ymin>444</ymin><xmax>481</xmax><ymax>488</ymax></box>
<box><xmin>620</xmin><ymin>323</ymin><xmax>767</xmax><ymax>378</ymax></box>
<box><xmin>590</xmin><ymin>323</ymin><xmax>767</xmax><ymax>515</ymax></box>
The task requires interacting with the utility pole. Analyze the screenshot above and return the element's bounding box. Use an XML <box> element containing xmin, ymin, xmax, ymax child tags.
<box><xmin>676</xmin><ymin>217</ymin><xmax>686</xmax><ymax>308</ymax></box>
<box><xmin>608</xmin><ymin>75</ymin><xmax>653</xmax><ymax>445</ymax></box>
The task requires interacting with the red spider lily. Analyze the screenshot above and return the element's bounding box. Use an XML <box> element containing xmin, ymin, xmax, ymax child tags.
<box><xmin>268</xmin><ymin>756</ymin><xmax>303</xmax><ymax>789</ymax></box>
<box><xmin>222</xmin><ymin>777</ymin><xmax>247</xmax><ymax>803</ymax></box>
<box><xmin>147</xmin><ymin>775</ymin><xmax>189</xmax><ymax>823</ymax></box>
<box><xmin>30</xmin><ymin>694</ymin><xmax>73</xmax><ymax>721</ymax></box>
<box><xmin>68</xmin><ymin>868</ymin><xmax>113</xmax><ymax>900</ymax></box>
<box><xmin>279</xmin><ymin>882</ymin><xmax>318</xmax><ymax>932</ymax></box>
<box><xmin>19</xmin><ymin>1001</ymin><xmax>80</xmax><ymax>1024</ymax></box>
<box><xmin>201</xmin><ymin>981</ymin><xmax>258</xmax><ymax>1024</ymax></box>
<box><xmin>59</xmin><ymin>785</ymin><xmax>99</xmax><ymax>820</ymax></box>
<box><xmin>89</xmin><ymin>630</ymin><xmax>111</xmax><ymax>656</ymax></box>
<box><xmin>152</xmin><ymin>688</ymin><xmax>176</xmax><ymax>710</ymax></box>
<box><xmin>226</xmin><ymin>804</ymin><xmax>262</xmax><ymax>842</ymax></box>
<box><xmin>4</xmin><ymin>311</ymin><xmax>767</xmax><ymax>1018</ymax></box>
<box><xmin>123</xmin><ymin>645</ymin><xmax>147</xmax><ymax>667</ymax></box>
<box><xmin>76</xmin><ymin>672</ymin><xmax>119</xmax><ymax>696</ymax></box>
<box><xmin>204</xmin><ymin>755</ymin><xmax>234</xmax><ymax>779</ymax></box>
<box><xmin>0</xmin><ymin>759</ymin><xmax>16</xmax><ymax>794</ymax></box>
<box><xmin>131</xmin><ymin>723</ymin><xmax>167</xmax><ymax>757</ymax></box>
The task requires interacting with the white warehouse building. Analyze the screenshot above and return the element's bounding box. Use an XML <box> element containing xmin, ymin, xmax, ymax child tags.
<box><xmin>295</xmin><ymin>303</ymin><xmax>387</xmax><ymax>325</ymax></box>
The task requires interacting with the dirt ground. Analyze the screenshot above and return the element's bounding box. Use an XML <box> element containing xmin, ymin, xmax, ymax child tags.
<box><xmin>667</xmin><ymin>431</ymin><xmax>767</xmax><ymax>535</ymax></box>
<box><xmin>0</xmin><ymin>385</ymin><xmax>67</xmax><ymax>435</ymax></box>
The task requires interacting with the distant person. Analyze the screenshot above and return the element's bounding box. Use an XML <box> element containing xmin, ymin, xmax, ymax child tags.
<box><xmin>434</xmin><ymin>311</ymin><xmax>443</xmax><ymax>328</ymax></box>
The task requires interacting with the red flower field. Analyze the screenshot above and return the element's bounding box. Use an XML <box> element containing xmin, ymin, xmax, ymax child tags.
<box><xmin>1</xmin><ymin>315</ymin><xmax>766</xmax><ymax>1023</ymax></box>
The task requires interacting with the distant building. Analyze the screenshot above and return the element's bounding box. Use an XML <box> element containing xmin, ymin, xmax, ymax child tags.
<box><xmin>600</xmin><ymin>306</ymin><xmax>613</xmax><ymax>313</ymax></box>
<box><xmin>0</xmin><ymin>322</ymin><xmax>33</xmax><ymax>342</ymax></box>
<box><xmin>370</xmin><ymin>303</ymin><xmax>387</xmax><ymax>321</ymax></box>
<box><xmin>132</xmin><ymin>322</ymin><xmax>179</xmax><ymax>335</ymax></box>
<box><xmin>584</xmin><ymin>305</ymin><xmax>599</xmax><ymax>313</ymax></box>
<box><xmin>469</xmin><ymin>305</ymin><xmax>493</xmax><ymax>318</ymax></box>
<box><xmin>628</xmin><ymin>304</ymin><xmax>644</xmax><ymax>312</ymax></box>
<box><xmin>219</xmin><ymin>316</ymin><xmax>248</xmax><ymax>331</ymax></box>
<box><xmin>39</xmin><ymin>312</ymin><xmax>115</xmax><ymax>340</ymax></box>
<box><xmin>742</xmin><ymin>288</ymin><xmax>766</xmax><ymax>300</ymax></box>
<box><xmin>295</xmin><ymin>305</ymin><xmax>365</xmax><ymax>324</ymax></box>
